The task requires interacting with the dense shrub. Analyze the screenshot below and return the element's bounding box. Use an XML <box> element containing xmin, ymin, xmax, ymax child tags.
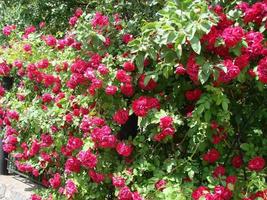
<box><xmin>0</xmin><ymin>0</ymin><xmax>266</xmax><ymax>200</ymax></box>
<box><xmin>0</xmin><ymin>0</ymin><xmax>163</xmax><ymax>44</ymax></box>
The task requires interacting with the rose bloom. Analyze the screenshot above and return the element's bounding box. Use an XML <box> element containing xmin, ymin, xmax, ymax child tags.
<box><xmin>49</xmin><ymin>173</ymin><xmax>61</xmax><ymax>189</ymax></box>
<box><xmin>113</xmin><ymin>109</ymin><xmax>129</xmax><ymax>125</ymax></box>
<box><xmin>88</xmin><ymin>170</ymin><xmax>105</xmax><ymax>183</ymax></box>
<box><xmin>203</xmin><ymin>148</ymin><xmax>220</xmax><ymax>164</ymax></box>
<box><xmin>123</xmin><ymin>61</ymin><xmax>136</xmax><ymax>72</ymax></box>
<box><xmin>118</xmin><ymin>186</ymin><xmax>132</xmax><ymax>200</ymax></box>
<box><xmin>105</xmin><ymin>85</ymin><xmax>118</xmax><ymax>96</ymax></box>
<box><xmin>248</xmin><ymin>156</ymin><xmax>265</xmax><ymax>171</ymax></box>
<box><xmin>213</xmin><ymin>165</ymin><xmax>226</xmax><ymax>178</ymax></box>
<box><xmin>122</xmin><ymin>34</ymin><xmax>133</xmax><ymax>44</ymax></box>
<box><xmin>226</xmin><ymin>175</ymin><xmax>237</xmax><ymax>185</ymax></box>
<box><xmin>231</xmin><ymin>155</ymin><xmax>243</xmax><ymax>168</ymax></box>
<box><xmin>155</xmin><ymin>179</ymin><xmax>167</xmax><ymax>191</ymax></box>
<box><xmin>116</xmin><ymin>142</ymin><xmax>133</xmax><ymax>157</ymax></box>
<box><xmin>185</xmin><ymin>89</ymin><xmax>202</xmax><ymax>101</ymax></box>
<box><xmin>192</xmin><ymin>186</ymin><xmax>210</xmax><ymax>200</ymax></box>
<box><xmin>121</xmin><ymin>83</ymin><xmax>134</xmax><ymax>97</ymax></box>
<box><xmin>64</xmin><ymin>179</ymin><xmax>77</xmax><ymax>199</ymax></box>
<box><xmin>138</xmin><ymin>74</ymin><xmax>157</xmax><ymax>91</ymax></box>
<box><xmin>112</xmin><ymin>176</ymin><xmax>126</xmax><ymax>188</ymax></box>
<box><xmin>175</xmin><ymin>64</ymin><xmax>186</xmax><ymax>75</ymax></box>
<box><xmin>257</xmin><ymin>57</ymin><xmax>267</xmax><ymax>84</ymax></box>
<box><xmin>23</xmin><ymin>44</ymin><xmax>32</xmax><ymax>52</ymax></box>
<box><xmin>0</xmin><ymin>86</ymin><xmax>5</xmax><ymax>96</ymax></box>
<box><xmin>77</xmin><ymin>150</ymin><xmax>98</xmax><ymax>169</ymax></box>
<box><xmin>222</xmin><ymin>26</ymin><xmax>244</xmax><ymax>47</ymax></box>
<box><xmin>31</xmin><ymin>194</ymin><xmax>42</xmax><ymax>200</ymax></box>
<box><xmin>214</xmin><ymin>185</ymin><xmax>233</xmax><ymax>200</ymax></box>
<box><xmin>160</xmin><ymin>116</ymin><xmax>173</xmax><ymax>129</ymax></box>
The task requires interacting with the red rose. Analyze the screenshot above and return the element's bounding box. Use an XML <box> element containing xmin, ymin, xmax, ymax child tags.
<box><xmin>231</xmin><ymin>155</ymin><xmax>243</xmax><ymax>168</ymax></box>
<box><xmin>37</xmin><ymin>59</ymin><xmax>49</xmax><ymax>69</ymax></box>
<box><xmin>98</xmin><ymin>64</ymin><xmax>109</xmax><ymax>75</ymax></box>
<box><xmin>0</xmin><ymin>86</ymin><xmax>5</xmax><ymax>96</ymax></box>
<box><xmin>118</xmin><ymin>186</ymin><xmax>132</xmax><ymax>200</ymax></box>
<box><xmin>44</xmin><ymin>35</ymin><xmax>57</xmax><ymax>47</ymax></box>
<box><xmin>64</xmin><ymin>179</ymin><xmax>78</xmax><ymax>199</ymax></box>
<box><xmin>248</xmin><ymin>156</ymin><xmax>265</xmax><ymax>171</ymax></box>
<box><xmin>213</xmin><ymin>165</ymin><xmax>226</xmax><ymax>178</ymax></box>
<box><xmin>160</xmin><ymin>116</ymin><xmax>173</xmax><ymax>129</ymax></box>
<box><xmin>203</xmin><ymin>148</ymin><xmax>220</xmax><ymax>164</ymax></box>
<box><xmin>65</xmin><ymin>157</ymin><xmax>81</xmax><ymax>173</ymax></box>
<box><xmin>132</xmin><ymin>96</ymin><xmax>160</xmax><ymax>117</ymax></box>
<box><xmin>185</xmin><ymin>89</ymin><xmax>202</xmax><ymax>101</ymax></box>
<box><xmin>49</xmin><ymin>173</ymin><xmax>61</xmax><ymax>189</ymax></box>
<box><xmin>113</xmin><ymin>109</ymin><xmax>129</xmax><ymax>125</ymax></box>
<box><xmin>31</xmin><ymin>194</ymin><xmax>42</xmax><ymax>200</ymax></box>
<box><xmin>186</xmin><ymin>54</ymin><xmax>200</xmax><ymax>83</ymax></box>
<box><xmin>42</xmin><ymin>93</ymin><xmax>53</xmax><ymax>103</ymax></box>
<box><xmin>88</xmin><ymin>170</ymin><xmax>105</xmax><ymax>183</ymax></box>
<box><xmin>155</xmin><ymin>179</ymin><xmax>167</xmax><ymax>191</ymax></box>
<box><xmin>222</xmin><ymin>26</ymin><xmax>244</xmax><ymax>47</ymax></box>
<box><xmin>105</xmin><ymin>85</ymin><xmax>118</xmax><ymax>96</ymax></box>
<box><xmin>122</xmin><ymin>34</ymin><xmax>133</xmax><ymax>44</ymax></box>
<box><xmin>132</xmin><ymin>97</ymin><xmax>149</xmax><ymax>117</ymax></box>
<box><xmin>23</xmin><ymin>44</ymin><xmax>32</xmax><ymax>52</ymax></box>
<box><xmin>210</xmin><ymin>121</ymin><xmax>219</xmax><ymax>129</ymax></box>
<box><xmin>257</xmin><ymin>57</ymin><xmax>267</xmax><ymax>84</ymax></box>
<box><xmin>175</xmin><ymin>65</ymin><xmax>186</xmax><ymax>75</ymax></box>
<box><xmin>214</xmin><ymin>185</ymin><xmax>233</xmax><ymax>200</ymax></box>
<box><xmin>75</xmin><ymin>8</ymin><xmax>83</xmax><ymax>18</ymax></box>
<box><xmin>91</xmin><ymin>12</ymin><xmax>109</xmax><ymax>28</ymax></box>
<box><xmin>121</xmin><ymin>83</ymin><xmax>134</xmax><ymax>97</ymax></box>
<box><xmin>77</xmin><ymin>150</ymin><xmax>98</xmax><ymax>169</ymax></box>
<box><xmin>66</xmin><ymin>137</ymin><xmax>83</xmax><ymax>151</ymax></box>
<box><xmin>123</xmin><ymin>61</ymin><xmax>136</xmax><ymax>72</ymax></box>
<box><xmin>116</xmin><ymin>69</ymin><xmax>132</xmax><ymax>83</ymax></box>
<box><xmin>192</xmin><ymin>186</ymin><xmax>209</xmax><ymax>200</ymax></box>
<box><xmin>112</xmin><ymin>176</ymin><xmax>126</xmax><ymax>188</ymax></box>
<box><xmin>116</xmin><ymin>142</ymin><xmax>133</xmax><ymax>157</ymax></box>
<box><xmin>65</xmin><ymin>113</ymin><xmax>73</xmax><ymax>123</ymax></box>
<box><xmin>226</xmin><ymin>176</ymin><xmax>237</xmax><ymax>185</ymax></box>
<box><xmin>218</xmin><ymin>59</ymin><xmax>240</xmax><ymax>83</ymax></box>
<box><xmin>234</xmin><ymin>54</ymin><xmax>250</xmax><ymax>70</ymax></box>
<box><xmin>138</xmin><ymin>74</ymin><xmax>157</xmax><ymax>91</ymax></box>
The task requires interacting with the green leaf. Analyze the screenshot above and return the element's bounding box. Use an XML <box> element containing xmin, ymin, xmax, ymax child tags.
<box><xmin>144</xmin><ymin>75</ymin><xmax>152</xmax><ymax>86</ymax></box>
<box><xmin>186</xmin><ymin>24</ymin><xmax>196</xmax><ymax>40</ymax></box>
<box><xmin>135</xmin><ymin>52</ymin><xmax>145</xmax><ymax>73</ymax></box>
<box><xmin>167</xmin><ymin>31</ymin><xmax>177</xmax><ymax>43</ymax></box>
<box><xmin>190</xmin><ymin>35</ymin><xmax>201</xmax><ymax>54</ymax></box>
<box><xmin>199</xmin><ymin>21</ymin><xmax>212</xmax><ymax>33</ymax></box>
<box><xmin>96</xmin><ymin>34</ymin><xmax>106</xmax><ymax>42</ymax></box>
<box><xmin>176</xmin><ymin>32</ymin><xmax>186</xmax><ymax>44</ymax></box>
<box><xmin>217</xmin><ymin>64</ymin><xmax>227</xmax><ymax>73</ymax></box>
<box><xmin>240</xmin><ymin>143</ymin><xmax>250</xmax><ymax>151</ymax></box>
<box><xmin>222</xmin><ymin>101</ymin><xmax>228</xmax><ymax>111</ymax></box>
<box><xmin>188</xmin><ymin>170</ymin><xmax>195</xmax><ymax>179</ymax></box>
<box><xmin>198</xmin><ymin>63</ymin><xmax>212</xmax><ymax>84</ymax></box>
<box><xmin>259</xmin><ymin>25</ymin><xmax>266</xmax><ymax>33</ymax></box>
<box><xmin>204</xmin><ymin>111</ymin><xmax>211</xmax><ymax>122</ymax></box>
<box><xmin>147</xmin><ymin>47</ymin><xmax>157</xmax><ymax>60</ymax></box>
<box><xmin>163</xmin><ymin>50</ymin><xmax>177</xmax><ymax>63</ymax></box>
<box><xmin>128</xmin><ymin>38</ymin><xmax>141</xmax><ymax>47</ymax></box>
<box><xmin>231</xmin><ymin>47</ymin><xmax>241</xmax><ymax>56</ymax></box>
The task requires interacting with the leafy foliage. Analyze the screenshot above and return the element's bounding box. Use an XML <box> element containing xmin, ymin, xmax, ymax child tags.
<box><xmin>0</xmin><ymin>0</ymin><xmax>267</xmax><ymax>200</ymax></box>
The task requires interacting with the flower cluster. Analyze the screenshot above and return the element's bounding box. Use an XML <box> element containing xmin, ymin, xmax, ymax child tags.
<box><xmin>0</xmin><ymin>2</ymin><xmax>266</xmax><ymax>200</ymax></box>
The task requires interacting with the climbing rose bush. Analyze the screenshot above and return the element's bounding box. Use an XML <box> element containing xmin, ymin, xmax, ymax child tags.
<box><xmin>0</xmin><ymin>1</ymin><xmax>267</xmax><ymax>200</ymax></box>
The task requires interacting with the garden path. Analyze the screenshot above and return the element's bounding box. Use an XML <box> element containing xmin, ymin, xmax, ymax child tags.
<box><xmin>0</xmin><ymin>175</ymin><xmax>37</xmax><ymax>200</ymax></box>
